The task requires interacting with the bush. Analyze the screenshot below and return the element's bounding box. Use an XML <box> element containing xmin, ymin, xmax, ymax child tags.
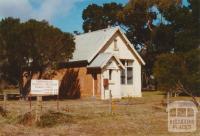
<box><xmin>0</xmin><ymin>106</ymin><xmax>7</xmax><ymax>117</ymax></box>
<box><xmin>17</xmin><ymin>112</ymin><xmax>34</xmax><ymax>126</ymax></box>
<box><xmin>36</xmin><ymin>110</ymin><xmax>74</xmax><ymax>127</ymax></box>
<box><xmin>153</xmin><ymin>49</ymin><xmax>200</xmax><ymax>95</ymax></box>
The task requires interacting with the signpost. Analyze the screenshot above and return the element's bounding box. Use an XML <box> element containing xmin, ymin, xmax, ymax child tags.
<box><xmin>30</xmin><ymin>80</ymin><xmax>59</xmax><ymax>95</ymax></box>
<box><xmin>30</xmin><ymin>79</ymin><xmax>59</xmax><ymax>122</ymax></box>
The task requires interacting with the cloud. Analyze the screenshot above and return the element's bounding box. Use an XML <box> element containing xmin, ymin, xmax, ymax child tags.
<box><xmin>0</xmin><ymin>0</ymin><xmax>82</xmax><ymax>22</ymax></box>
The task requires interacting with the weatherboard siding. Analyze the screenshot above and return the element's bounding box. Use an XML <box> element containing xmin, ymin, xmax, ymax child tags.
<box><xmin>100</xmin><ymin>32</ymin><xmax>142</xmax><ymax>97</ymax></box>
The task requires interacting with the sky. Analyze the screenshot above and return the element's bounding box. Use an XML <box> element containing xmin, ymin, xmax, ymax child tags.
<box><xmin>0</xmin><ymin>0</ymin><xmax>128</xmax><ymax>33</ymax></box>
<box><xmin>0</xmin><ymin>0</ymin><xmax>189</xmax><ymax>33</ymax></box>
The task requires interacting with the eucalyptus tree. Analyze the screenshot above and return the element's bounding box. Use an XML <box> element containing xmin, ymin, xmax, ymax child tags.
<box><xmin>0</xmin><ymin>17</ymin><xmax>75</xmax><ymax>96</ymax></box>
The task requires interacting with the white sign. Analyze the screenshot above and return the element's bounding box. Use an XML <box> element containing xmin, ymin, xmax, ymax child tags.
<box><xmin>31</xmin><ymin>80</ymin><xmax>59</xmax><ymax>95</ymax></box>
<box><xmin>167</xmin><ymin>101</ymin><xmax>198</xmax><ymax>132</ymax></box>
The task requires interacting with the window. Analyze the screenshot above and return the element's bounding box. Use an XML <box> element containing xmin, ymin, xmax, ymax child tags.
<box><xmin>109</xmin><ymin>70</ymin><xmax>112</xmax><ymax>80</ymax></box>
<box><xmin>127</xmin><ymin>67</ymin><xmax>133</xmax><ymax>84</ymax></box>
<box><xmin>121</xmin><ymin>69</ymin><xmax>125</xmax><ymax>84</ymax></box>
<box><xmin>120</xmin><ymin>60</ymin><xmax>133</xmax><ymax>85</ymax></box>
<box><xmin>114</xmin><ymin>39</ymin><xmax>119</xmax><ymax>51</ymax></box>
<box><xmin>127</xmin><ymin>61</ymin><xmax>133</xmax><ymax>66</ymax></box>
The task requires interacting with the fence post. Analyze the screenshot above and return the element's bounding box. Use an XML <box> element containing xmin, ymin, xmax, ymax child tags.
<box><xmin>109</xmin><ymin>90</ymin><xmax>112</xmax><ymax>114</ymax></box>
<box><xmin>35</xmin><ymin>96</ymin><xmax>42</xmax><ymax>122</ymax></box>
<box><xmin>57</xmin><ymin>95</ymin><xmax>59</xmax><ymax>111</ymax></box>
<box><xmin>167</xmin><ymin>91</ymin><xmax>169</xmax><ymax>105</ymax></box>
<box><xmin>3</xmin><ymin>92</ymin><xmax>7</xmax><ymax>110</ymax></box>
<box><xmin>166</xmin><ymin>91</ymin><xmax>170</xmax><ymax>112</ymax></box>
<box><xmin>29</xmin><ymin>94</ymin><xmax>32</xmax><ymax>111</ymax></box>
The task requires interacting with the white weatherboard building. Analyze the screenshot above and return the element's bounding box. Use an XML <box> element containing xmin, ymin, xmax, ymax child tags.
<box><xmin>55</xmin><ymin>26</ymin><xmax>145</xmax><ymax>99</ymax></box>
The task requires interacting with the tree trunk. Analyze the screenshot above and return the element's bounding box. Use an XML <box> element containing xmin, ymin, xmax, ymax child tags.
<box><xmin>19</xmin><ymin>70</ymin><xmax>23</xmax><ymax>99</ymax></box>
<box><xmin>177</xmin><ymin>81</ymin><xmax>199</xmax><ymax>107</ymax></box>
<box><xmin>21</xmin><ymin>71</ymin><xmax>33</xmax><ymax>98</ymax></box>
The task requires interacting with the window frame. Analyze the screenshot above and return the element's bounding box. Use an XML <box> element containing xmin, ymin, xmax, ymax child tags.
<box><xmin>109</xmin><ymin>69</ymin><xmax>112</xmax><ymax>80</ymax></box>
<box><xmin>120</xmin><ymin>60</ymin><xmax>133</xmax><ymax>85</ymax></box>
<box><xmin>113</xmin><ymin>39</ymin><xmax>119</xmax><ymax>51</ymax></box>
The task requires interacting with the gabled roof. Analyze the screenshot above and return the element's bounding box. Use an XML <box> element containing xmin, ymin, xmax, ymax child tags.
<box><xmin>87</xmin><ymin>53</ymin><xmax>124</xmax><ymax>69</ymax></box>
<box><xmin>70</xmin><ymin>27</ymin><xmax>117</xmax><ymax>62</ymax></box>
<box><xmin>70</xmin><ymin>26</ymin><xmax>145</xmax><ymax>65</ymax></box>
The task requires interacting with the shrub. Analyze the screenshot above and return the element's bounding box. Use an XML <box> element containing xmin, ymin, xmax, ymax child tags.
<box><xmin>36</xmin><ymin>110</ymin><xmax>74</xmax><ymax>127</ymax></box>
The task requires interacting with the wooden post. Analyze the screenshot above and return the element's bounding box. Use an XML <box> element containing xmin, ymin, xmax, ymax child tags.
<box><xmin>57</xmin><ymin>95</ymin><xmax>59</xmax><ymax>111</ymax></box>
<box><xmin>109</xmin><ymin>90</ymin><xmax>112</xmax><ymax>114</ymax></box>
<box><xmin>35</xmin><ymin>96</ymin><xmax>42</xmax><ymax>122</ymax></box>
<box><xmin>29</xmin><ymin>94</ymin><xmax>32</xmax><ymax>111</ymax></box>
<box><xmin>92</xmin><ymin>75</ymin><xmax>95</xmax><ymax>97</ymax></box>
<box><xmin>167</xmin><ymin>91</ymin><xmax>170</xmax><ymax>105</ymax></box>
<box><xmin>166</xmin><ymin>91</ymin><xmax>170</xmax><ymax>112</ymax></box>
<box><xmin>3</xmin><ymin>92</ymin><xmax>7</xmax><ymax>110</ymax></box>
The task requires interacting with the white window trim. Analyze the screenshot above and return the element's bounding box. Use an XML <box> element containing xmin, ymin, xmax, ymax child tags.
<box><xmin>113</xmin><ymin>39</ymin><xmax>119</xmax><ymax>51</ymax></box>
<box><xmin>121</xmin><ymin>60</ymin><xmax>133</xmax><ymax>85</ymax></box>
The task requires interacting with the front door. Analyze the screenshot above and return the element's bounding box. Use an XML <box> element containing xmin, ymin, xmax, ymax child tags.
<box><xmin>103</xmin><ymin>69</ymin><xmax>121</xmax><ymax>99</ymax></box>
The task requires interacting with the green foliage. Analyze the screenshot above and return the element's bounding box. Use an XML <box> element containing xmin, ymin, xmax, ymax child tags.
<box><xmin>121</xmin><ymin>0</ymin><xmax>156</xmax><ymax>45</ymax></box>
<box><xmin>152</xmin><ymin>24</ymin><xmax>175</xmax><ymax>54</ymax></box>
<box><xmin>21</xmin><ymin>19</ymin><xmax>75</xmax><ymax>71</ymax></box>
<box><xmin>82</xmin><ymin>0</ymin><xmax>199</xmax><ymax>91</ymax></box>
<box><xmin>183</xmin><ymin>50</ymin><xmax>200</xmax><ymax>94</ymax></box>
<box><xmin>161</xmin><ymin>1</ymin><xmax>199</xmax><ymax>52</ymax></box>
<box><xmin>153</xmin><ymin>0</ymin><xmax>200</xmax><ymax>93</ymax></box>
<box><xmin>153</xmin><ymin>53</ymin><xmax>185</xmax><ymax>90</ymax></box>
<box><xmin>0</xmin><ymin>18</ymin><xmax>75</xmax><ymax>87</ymax></box>
<box><xmin>0</xmin><ymin>18</ymin><xmax>24</xmax><ymax>84</ymax></box>
<box><xmin>82</xmin><ymin>2</ymin><xmax>123</xmax><ymax>32</ymax></box>
<box><xmin>153</xmin><ymin>49</ymin><xmax>200</xmax><ymax>94</ymax></box>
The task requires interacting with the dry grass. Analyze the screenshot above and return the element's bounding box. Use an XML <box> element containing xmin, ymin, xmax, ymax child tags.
<box><xmin>0</xmin><ymin>91</ymin><xmax>199</xmax><ymax>136</ymax></box>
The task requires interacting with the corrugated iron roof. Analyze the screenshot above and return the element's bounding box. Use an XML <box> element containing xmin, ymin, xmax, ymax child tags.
<box><xmin>69</xmin><ymin>26</ymin><xmax>145</xmax><ymax>65</ymax></box>
<box><xmin>70</xmin><ymin>27</ymin><xmax>118</xmax><ymax>62</ymax></box>
<box><xmin>87</xmin><ymin>53</ymin><xmax>124</xmax><ymax>69</ymax></box>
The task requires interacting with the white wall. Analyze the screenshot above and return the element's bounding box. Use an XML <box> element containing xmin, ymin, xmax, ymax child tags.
<box><xmin>100</xmin><ymin>33</ymin><xmax>142</xmax><ymax>97</ymax></box>
<box><xmin>121</xmin><ymin>60</ymin><xmax>142</xmax><ymax>97</ymax></box>
<box><xmin>101</xmin><ymin>59</ymin><xmax>121</xmax><ymax>99</ymax></box>
<box><xmin>133</xmin><ymin>60</ymin><xmax>142</xmax><ymax>97</ymax></box>
<box><xmin>103</xmin><ymin>34</ymin><xmax>135</xmax><ymax>60</ymax></box>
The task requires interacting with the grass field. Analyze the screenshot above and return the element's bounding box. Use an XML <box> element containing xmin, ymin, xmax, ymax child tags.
<box><xmin>0</xmin><ymin>91</ymin><xmax>199</xmax><ymax>136</ymax></box>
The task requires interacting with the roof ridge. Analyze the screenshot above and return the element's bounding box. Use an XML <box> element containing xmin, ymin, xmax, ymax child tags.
<box><xmin>99</xmin><ymin>52</ymin><xmax>113</xmax><ymax>55</ymax></box>
<box><xmin>75</xmin><ymin>26</ymin><xmax>119</xmax><ymax>37</ymax></box>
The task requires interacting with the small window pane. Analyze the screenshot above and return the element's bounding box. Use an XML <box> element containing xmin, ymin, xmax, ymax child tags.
<box><xmin>121</xmin><ymin>69</ymin><xmax>125</xmax><ymax>84</ymax></box>
<box><xmin>109</xmin><ymin>70</ymin><xmax>112</xmax><ymax>80</ymax></box>
<box><xmin>114</xmin><ymin>39</ymin><xmax>118</xmax><ymax>51</ymax></box>
<box><xmin>127</xmin><ymin>67</ymin><xmax>133</xmax><ymax>84</ymax></box>
<box><xmin>127</xmin><ymin>61</ymin><xmax>133</xmax><ymax>66</ymax></box>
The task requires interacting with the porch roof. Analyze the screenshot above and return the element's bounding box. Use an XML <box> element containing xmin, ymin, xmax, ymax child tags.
<box><xmin>87</xmin><ymin>53</ymin><xmax>125</xmax><ymax>69</ymax></box>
